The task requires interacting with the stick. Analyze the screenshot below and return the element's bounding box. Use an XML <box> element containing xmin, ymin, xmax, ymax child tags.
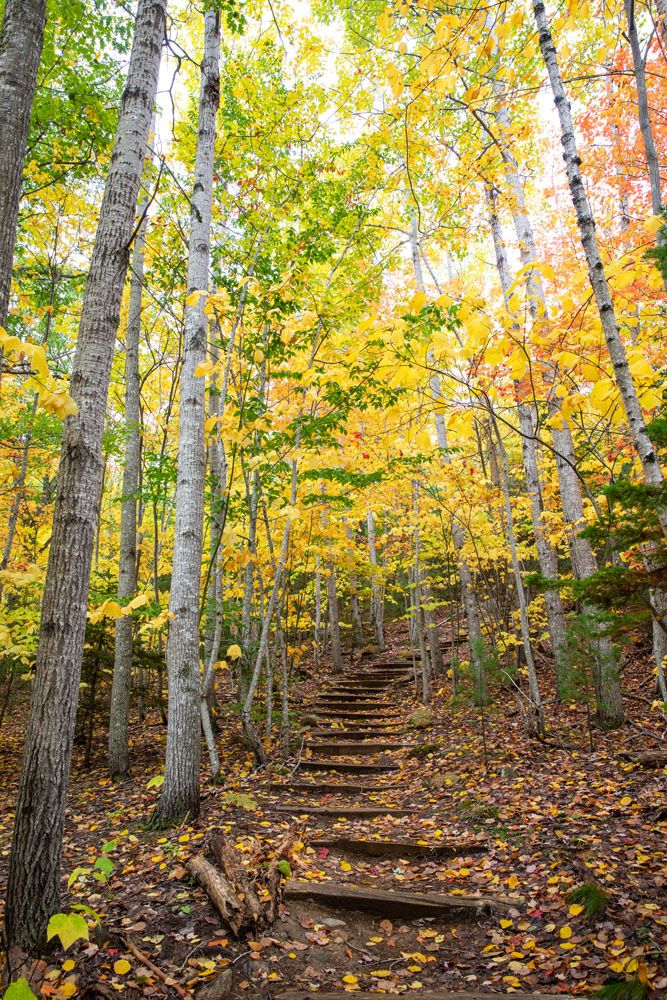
<box><xmin>186</xmin><ymin>855</ymin><xmax>247</xmax><ymax>936</ymax></box>
<box><xmin>122</xmin><ymin>935</ymin><xmax>188</xmax><ymax>999</ymax></box>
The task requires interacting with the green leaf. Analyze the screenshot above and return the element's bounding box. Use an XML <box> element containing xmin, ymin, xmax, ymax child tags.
<box><xmin>277</xmin><ymin>859</ymin><xmax>291</xmax><ymax>877</ymax></box>
<box><xmin>94</xmin><ymin>856</ymin><xmax>114</xmax><ymax>876</ymax></box>
<box><xmin>67</xmin><ymin>866</ymin><xmax>91</xmax><ymax>888</ymax></box>
<box><xmin>101</xmin><ymin>840</ymin><xmax>117</xmax><ymax>853</ymax></box>
<box><xmin>4</xmin><ymin>979</ymin><xmax>38</xmax><ymax>1000</ymax></box>
<box><xmin>146</xmin><ymin>775</ymin><xmax>164</xmax><ymax>789</ymax></box>
<box><xmin>46</xmin><ymin>912</ymin><xmax>90</xmax><ymax>951</ymax></box>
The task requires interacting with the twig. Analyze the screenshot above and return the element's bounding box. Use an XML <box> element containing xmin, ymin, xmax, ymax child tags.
<box><xmin>122</xmin><ymin>935</ymin><xmax>188</xmax><ymax>999</ymax></box>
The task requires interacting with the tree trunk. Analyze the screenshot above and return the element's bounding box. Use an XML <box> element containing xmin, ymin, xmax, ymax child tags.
<box><xmin>491</xmin><ymin>98</ymin><xmax>624</xmax><ymax>726</ymax></box>
<box><xmin>0</xmin><ymin>0</ymin><xmax>47</xmax><ymax>327</ymax></box>
<box><xmin>485</xmin><ymin>181</ymin><xmax>568</xmax><ymax>684</ymax></box>
<box><xmin>151</xmin><ymin>7</ymin><xmax>219</xmax><ymax>827</ymax></box>
<box><xmin>625</xmin><ymin>1</ymin><xmax>664</xmax><ymax>218</ymax></box>
<box><xmin>344</xmin><ymin>522</ymin><xmax>363</xmax><ymax>649</ymax></box>
<box><xmin>109</xmin><ymin>134</ymin><xmax>154</xmax><ymax>780</ymax></box>
<box><xmin>533</xmin><ymin>1</ymin><xmax>665</xmax><ymax>508</ymax></box>
<box><xmin>367</xmin><ymin>510</ymin><xmax>385</xmax><ymax>650</ymax></box>
<box><xmin>5</xmin><ymin>0</ymin><xmax>166</xmax><ymax>954</ymax></box>
<box><xmin>491</xmin><ymin>417</ymin><xmax>545</xmax><ymax>736</ymax></box>
<box><xmin>409</xmin><ymin>212</ymin><xmax>486</xmax><ymax>694</ymax></box>
<box><xmin>325</xmin><ymin>558</ymin><xmax>343</xmax><ymax>674</ymax></box>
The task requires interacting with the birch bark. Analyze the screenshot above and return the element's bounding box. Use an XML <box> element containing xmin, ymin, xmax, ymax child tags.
<box><xmin>533</xmin><ymin>1</ymin><xmax>665</xmax><ymax>510</ymax></box>
<box><xmin>152</xmin><ymin>8</ymin><xmax>220</xmax><ymax>826</ymax></box>
<box><xmin>109</xmin><ymin>127</ymin><xmax>156</xmax><ymax>780</ymax></box>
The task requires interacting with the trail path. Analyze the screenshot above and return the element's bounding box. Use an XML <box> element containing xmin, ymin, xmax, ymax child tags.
<box><xmin>253</xmin><ymin>648</ymin><xmax>573</xmax><ymax>1000</ymax></box>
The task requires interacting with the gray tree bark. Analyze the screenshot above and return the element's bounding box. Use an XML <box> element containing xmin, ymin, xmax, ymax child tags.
<box><xmin>5</xmin><ymin>0</ymin><xmax>166</xmax><ymax>953</ymax></box>
<box><xmin>109</xmin><ymin>129</ymin><xmax>156</xmax><ymax>781</ymax></box>
<box><xmin>367</xmin><ymin>510</ymin><xmax>385</xmax><ymax>650</ymax></box>
<box><xmin>152</xmin><ymin>8</ymin><xmax>220</xmax><ymax>827</ymax></box>
<box><xmin>0</xmin><ymin>0</ymin><xmax>47</xmax><ymax>327</ymax></box>
<box><xmin>491</xmin><ymin>98</ymin><xmax>624</xmax><ymax>726</ymax></box>
<box><xmin>409</xmin><ymin>212</ymin><xmax>486</xmax><ymax>698</ymax></box>
<box><xmin>533</xmin><ymin>0</ymin><xmax>665</xmax><ymax>513</ymax></box>
<box><xmin>485</xmin><ymin>182</ymin><xmax>568</xmax><ymax>683</ymax></box>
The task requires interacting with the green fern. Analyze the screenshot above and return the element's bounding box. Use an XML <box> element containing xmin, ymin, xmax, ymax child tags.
<box><xmin>567</xmin><ymin>882</ymin><xmax>609</xmax><ymax>918</ymax></box>
<box><xmin>595</xmin><ymin>978</ymin><xmax>649</xmax><ymax>1000</ymax></box>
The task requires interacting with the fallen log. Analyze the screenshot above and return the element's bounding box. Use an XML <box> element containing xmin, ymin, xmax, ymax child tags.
<box><xmin>210</xmin><ymin>833</ymin><xmax>263</xmax><ymax>927</ymax></box>
<box><xmin>619</xmin><ymin>749</ymin><xmax>667</xmax><ymax>768</ymax></box>
<box><xmin>186</xmin><ymin>855</ymin><xmax>249</xmax><ymax>936</ymax></box>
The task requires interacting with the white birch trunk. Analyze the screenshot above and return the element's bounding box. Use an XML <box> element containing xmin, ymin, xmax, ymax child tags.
<box><xmin>533</xmin><ymin>1</ymin><xmax>665</xmax><ymax>508</ymax></box>
<box><xmin>367</xmin><ymin>509</ymin><xmax>385</xmax><ymax>650</ymax></box>
<box><xmin>6</xmin><ymin>0</ymin><xmax>166</xmax><ymax>952</ymax></box>
<box><xmin>109</xmin><ymin>128</ymin><xmax>155</xmax><ymax>781</ymax></box>
<box><xmin>152</xmin><ymin>8</ymin><xmax>220</xmax><ymax>826</ymax></box>
<box><xmin>409</xmin><ymin>213</ymin><xmax>486</xmax><ymax>695</ymax></box>
<box><xmin>485</xmin><ymin>182</ymin><xmax>568</xmax><ymax>682</ymax></box>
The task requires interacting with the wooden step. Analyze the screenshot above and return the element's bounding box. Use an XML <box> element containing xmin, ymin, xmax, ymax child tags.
<box><xmin>369</xmin><ymin>661</ymin><xmax>415</xmax><ymax>669</ymax></box>
<box><xmin>298</xmin><ymin>759</ymin><xmax>400</xmax><ymax>773</ymax></box>
<box><xmin>280</xmin><ymin>992</ymin><xmax>570</xmax><ymax>1000</ymax></box>
<box><xmin>316</xmin><ymin>705</ymin><xmax>398</xmax><ymax>715</ymax></box>
<box><xmin>316</xmin><ymin>719</ymin><xmax>401</xmax><ymax>729</ymax></box>
<box><xmin>310</xmin><ymin>837</ymin><xmax>486</xmax><ymax>860</ymax></box>
<box><xmin>270</xmin><ymin>782</ymin><xmax>397</xmax><ymax>795</ymax></box>
<box><xmin>307</xmin><ymin>741</ymin><xmax>408</xmax><ymax>756</ymax></box>
<box><xmin>314</xmin><ymin>699</ymin><xmax>394</xmax><ymax>709</ymax></box>
<box><xmin>309</xmin><ymin>729</ymin><xmax>402</xmax><ymax>740</ymax></box>
<box><xmin>276</xmin><ymin>804</ymin><xmax>415</xmax><ymax>818</ymax></box>
<box><xmin>284</xmin><ymin>881</ymin><xmax>508</xmax><ymax>918</ymax></box>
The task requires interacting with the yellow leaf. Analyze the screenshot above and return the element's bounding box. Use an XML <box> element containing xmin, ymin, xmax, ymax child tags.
<box><xmin>340</xmin><ymin>860</ymin><xmax>352</xmax><ymax>872</ymax></box>
<box><xmin>507</xmin><ymin>874</ymin><xmax>519</xmax><ymax>889</ymax></box>
<box><xmin>644</xmin><ymin>214</ymin><xmax>664</xmax><ymax>235</ymax></box>
<box><xmin>620</xmin><ymin>796</ymin><xmax>632</xmax><ymax>806</ymax></box>
<box><xmin>499</xmin><ymin>919</ymin><xmax>513</xmax><ymax>929</ymax></box>
<box><xmin>226</xmin><ymin>644</ymin><xmax>242</xmax><ymax>660</ymax></box>
<box><xmin>253</xmin><ymin>349</ymin><xmax>265</xmax><ymax>364</ymax></box>
<box><xmin>408</xmin><ymin>290</ymin><xmax>427</xmax><ymax>312</ymax></box>
<box><xmin>342</xmin><ymin>975</ymin><xmax>357</xmax><ymax>985</ymax></box>
<box><xmin>62</xmin><ymin>960</ymin><xmax>75</xmax><ymax>972</ymax></box>
<box><xmin>185</xmin><ymin>289</ymin><xmax>205</xmax><ymax>308</ymax></box>
<box><xmin>560</xmin><ymin>942</ymin><xmax>576</xmax><ymax>950</ymax></box>
<box><xmin>370</xmin><ymin>970</ymin><xmax>392</xmax><ymax>978</ymax></box>
<box><xmin>194</xmin><ymin>361</ymin><xmax>215</xmax><ymax>378</ymax></box>
<box><xmin>568</xmin><ymin>903</ymin><xmax>584</xmax><ymax>916</ymax></box>
<box><xmin>560</xmin><ymin>925</ymin><xmax>572</xmax><ymax>939</ymax></box>
<box><xmin>113</xmin><ymin>959</ymin><xmax>131</xmax><ymax>975</ymax></box>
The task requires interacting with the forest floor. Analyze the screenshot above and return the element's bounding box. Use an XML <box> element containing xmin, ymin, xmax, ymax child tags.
<box><xmin>0</xmin><ymin>624</ymin><xmax>665</xmax><ymax>999</ymax></box>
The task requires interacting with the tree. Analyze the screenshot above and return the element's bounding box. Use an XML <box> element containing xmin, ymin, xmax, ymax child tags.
<box><xmin>109</xmin><ymin>127</ymin><xmax>156</xmax><ymax>781</ymax></box>
<box><xmin>5</xmin><ymin>0</ymin><xmax>166</xmax><ymax>953</ymax></box>
<box><xmin>151</xmin><ymin>7</ymin><xmax>221</xmax><ymax>827</ymax></box>
<box><xmin>0</xmin><ymin>0</ymin><xmax>47</xmax><ymax>327</ymax></box>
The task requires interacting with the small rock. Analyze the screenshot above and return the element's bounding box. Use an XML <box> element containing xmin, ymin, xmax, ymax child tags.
<box><xmin>197</xmin><ymin>968</ymin><xmax>233</xmax><ymax>1000</ymax></box>
<box><xmin>322</xmin><ymin>917</ymin><xmax>346</xmax><ymax>928</ymax></box>
<box><xmin>408</xmin><ymin>707</ymin><xmax>434</xmax><ymax>729</ymax></box>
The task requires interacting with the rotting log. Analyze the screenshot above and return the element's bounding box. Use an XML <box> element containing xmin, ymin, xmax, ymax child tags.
<box><xmin>186</xmin><ymin>855</ymin><xmax>248</xmax><ymax>936</ymax></box>
<box><xmin>284</xmin><ymin>881</ymin><xmax>510</xmax><ymax>918</ymax></box>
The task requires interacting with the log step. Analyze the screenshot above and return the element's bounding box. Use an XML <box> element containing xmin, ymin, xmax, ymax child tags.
<box><xmin>309</xmin><ymin>729</ymin><xmax>402</xmax><ymax>740</ymax></box>
<box><xmin>307</xmin><ymin>742</ymin><xmax>408</xmax><ymax>755</ymax></box>
<box><xmin>315</xmin><ymin>719</ymin><xmax>402</xmax><ymax>729</ymax></box>
<box><xmin>298</xmin><ymin>759</ymin><xmax>400</xmax><ymax>773</ymax></box>
<box><xmin>270</xmin><ymin>782</ymin><xmax>397</xmax><ymax>795</ymax></box>
<box><xmin>276</xmin><ymin>804</ymin><xmax>415</xmax><ymax>818</ymax></box>
<box><xmin>284</xmin><ymin>881</ymin><xmax>507</xmax><ymax>917</ymax></box>
<box><xmin>314</xmin><ymin>699</ymin><xmax>394</xmax><ymax>709</ymax></box>
<box><xmin>316</xmin><ymin>707</ymin><xmax>398</xmax><ymax>717</ymax></box>
<box><xmin>310</xmin><ymin>837</ymin><xmax>486</xmax><ymax>860</ymax></box>
<box><xmin>280</xmin><ymin>992</ymin><xmax>570</xmax><ymax>1000</ymax></box>
<box><xmin>368</xmin><ymin>661</ymin><xmax>415</xmax><ymax>670</ymax></box>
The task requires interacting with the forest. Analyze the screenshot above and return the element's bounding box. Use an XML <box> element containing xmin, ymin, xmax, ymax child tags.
<box><xmin>0</xmin><ymin>0</ymin><xmax>665</xmax><ymax>997</ymax></box>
